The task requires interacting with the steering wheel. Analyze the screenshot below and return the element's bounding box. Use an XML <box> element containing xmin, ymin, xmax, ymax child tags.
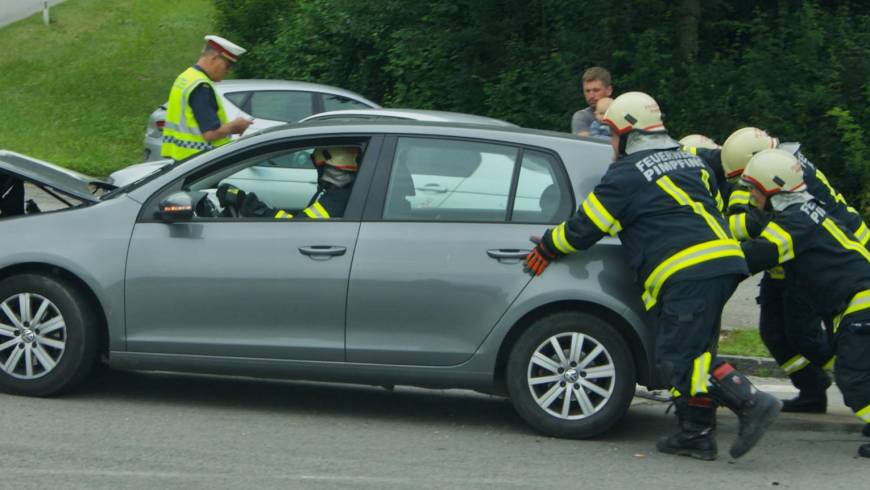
<box><xmin>194</xmin><ymin>192</ymin><xmax>221</xmax><ymax>218</ymax></box>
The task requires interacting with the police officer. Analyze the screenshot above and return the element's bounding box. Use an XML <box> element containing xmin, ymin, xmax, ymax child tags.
<box><xmin>738</xmin><ymin>149</ymin><xmax>870</xmax><ymax>458</ymax></box>
<box><xmin>718</xmin><ymin>127</ymin><xmax>870</xmax><ymax>413</ymax></box>
<box><xmin>219</xmin><ymin>146</ymin><xmax>361</xmax><ymax>220</ymax></box>
<box><xmin>161</xmin><ymin>35</ymin><xmax>253</xmax><ymax>161</ymax></box>
<box><xmin>525</xmin><ymin>92</ymin><xmax>781</xmax><ymax>461</ymax></box>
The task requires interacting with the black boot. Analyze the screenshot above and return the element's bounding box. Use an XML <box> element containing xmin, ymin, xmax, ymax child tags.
<box><xmin>656</xmin><ymin>396</ymin><xmax>718</xmax><ymax>461</ymax></box>
<box><xmin>711</xmin><ymin>363</ymin><xmax>782</xmax><ymax>459</ymax></box>
<box><xmin>782</xmin><ymin>367</ymin><xmax>830</xmax><ymax>413</ymax></box>
<box><xmin>863</xmin><ymin>424</ymin><xmax>870</xmax><ymax>437</ymax></box>
<box><xmin>860</xmin><ymin>444</ymin><xmax>870</xmax><ymax>458</ymax></box>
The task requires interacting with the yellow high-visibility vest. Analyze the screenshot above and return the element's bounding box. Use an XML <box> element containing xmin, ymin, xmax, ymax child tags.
<box><xmin>160</xmin><ymin>67</ymin><xmax>230</xmax><ymax>160</ymax></box>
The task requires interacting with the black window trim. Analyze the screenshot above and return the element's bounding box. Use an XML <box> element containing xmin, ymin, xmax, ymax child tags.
<box><xmin>361</xmin><ymin>133</ymin><xmax>575</xmax><ymax>225</ymax></box>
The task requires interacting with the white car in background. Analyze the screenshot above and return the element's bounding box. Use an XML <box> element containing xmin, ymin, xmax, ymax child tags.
<box><xmin>142</xmin><ymin>79</ymin><xmax>380</xmax><ymax>161</ymax></box>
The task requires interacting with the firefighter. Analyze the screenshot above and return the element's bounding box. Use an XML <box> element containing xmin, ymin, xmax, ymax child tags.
<box><xmin>738</xmin><ymin>148</ymin><xmax>870</xmax><ymax>458</ymax></box>
<box><xmin>524</xmin><ymin>91</ymin><xmax>781</xmax><ymax>461</ymax></box>
<box><xmin>218</xmin><ymin>146</ymin><xmax>361</xmax><ymax>220</ymax></box>
<box><xmin>718</xmin><ymin>127</ymin><xmax>870</xmax><ymax>413</ymax></box>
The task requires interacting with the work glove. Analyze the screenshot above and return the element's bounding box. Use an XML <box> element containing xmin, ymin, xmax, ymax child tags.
<box><xmin>238</xmin><ymin>191</ymin><xmax>274</xmax><ymax>218</ymax></box>
<box><xmin>216</xmin><ymin>183</ymin><xmax>246</xmax><ymax>213</ymax></box>
<box><xmin>524</xmin><ymin>235</ymin><xmax>558</xmax><ymax>277</ymax></box>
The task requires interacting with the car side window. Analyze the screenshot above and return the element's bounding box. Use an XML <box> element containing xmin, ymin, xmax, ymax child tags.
<box><xmin>249</xmin><ymin>91</ymin><xmax>314</xmax><ymax>122</ymax></box>
<box><xmin>187</xmin><ymin>147</ymin><xmax>319</xmax><ymax>212</ymax></box>
<box><xmin>511</xmin><ymin>150</ymin><xmax>572</xmax><ymax>224</ymax></box>
<box><xmin>383</xmin><ymin>137</ymin><xmax>518</xmax><ymax>222</ymax></box>
<box><xmin>321</xmin><ymin>94</ymin><xmax>372</xmax><ymax>111</ymax></box>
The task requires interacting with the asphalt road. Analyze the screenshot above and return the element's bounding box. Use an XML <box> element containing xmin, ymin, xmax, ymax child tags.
<box><xmin>0</xmin><ymin>0</ymin><xmax>65</xmax><ymax>28</ymax></box>
<box><xmin>0</xmin><ymin>370</ymin><xmax>865</xmax><ymax>489</ymax></box>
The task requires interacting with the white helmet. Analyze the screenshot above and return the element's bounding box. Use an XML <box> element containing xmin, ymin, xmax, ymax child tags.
<box><xmin>741</xmin><ymin>149</ymin><xmax>806</xmax><ymax>196</ymax></box>
<box><xmin>602</xmin><ymin>92</ymin><xmax>665</xmax><ymax>135</ymax></box>
<box><xmin>679</xmin><ymin>134</ymin><xmax>719</xmax><ymax>150</ymax></box>
<box><xmin>721</xmin><ymin>127</ymin><xmax>779</xmax><ymax>178</ymax></box>
<box><xmin>312</xmin><ymin>147</ymin><xmax>360</xmax><ymax>172</ymax></box>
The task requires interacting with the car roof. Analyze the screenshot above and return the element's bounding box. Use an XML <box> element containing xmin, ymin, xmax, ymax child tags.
<box><xmin>272</xmin><ymin>118</ymin><xmax>603</xmax><ymax>144</ymax></box>
<box><xmin>215</xmin><ymin>79</ymin><xmax>380</xmax><ymax>107</ymax></box>
<box><xmin>300</xmin><ymin>108</ymin><xmax>517</xmax><ymax>127</ymax></box>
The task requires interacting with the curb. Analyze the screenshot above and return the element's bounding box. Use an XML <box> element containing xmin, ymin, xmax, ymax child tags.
<box><xmin>719</xmin><ymin>354</ymin><xmax>784</xmax><ymax>378</ymax></box>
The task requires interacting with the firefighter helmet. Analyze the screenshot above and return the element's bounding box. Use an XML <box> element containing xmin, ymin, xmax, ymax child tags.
<box><xmin>602</xmin><ymin>91</ymin><xmax>665</xmax><ymax>136</ymax></box>
<box><xmin>721</xmin><ymin>127</ymin><xmax>779</xmax><ymax>178</ymax></box>
<box><xmin>679</xmin><ymin>134</ymin><xmax>719</xmax><ymax>150</ymax></box>
<box><xmin>741</xmin><ymin>149</ymin><xmax>806</xmax><ymax>196</ymax></box>
<box><xmin>311</xmin><ymin>147</ymin><xmax>360</xmax><ymax>172</ymax></box>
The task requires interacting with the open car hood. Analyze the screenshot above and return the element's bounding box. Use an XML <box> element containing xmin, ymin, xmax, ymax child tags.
<box><xmin>0</xmin><ymin>150</ymin><xmax>112</xmax><ymax>203</ymax></box>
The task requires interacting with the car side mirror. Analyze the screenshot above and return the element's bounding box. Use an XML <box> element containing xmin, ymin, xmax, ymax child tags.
<box><xmin>157</xmin><ymin>191</ymin><xmax>194</xmax><ymax>222</ymax></box>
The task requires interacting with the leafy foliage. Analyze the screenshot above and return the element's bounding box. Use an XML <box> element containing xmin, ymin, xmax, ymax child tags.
<box><xmin>216</xmin><ymin>0</ymin><xmax>869</xmax><ymax>209</ymax></box>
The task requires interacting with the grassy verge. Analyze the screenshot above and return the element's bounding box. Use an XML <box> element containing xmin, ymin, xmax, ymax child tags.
<box><xmin>718</xmin><ymin>329</ymin><xmax>770</xmax><ymax>358</ymax></box>
<box><xmin>0</xmin><ymin>0</ymin><xmax>215</xmax><ymax>176</ymax></box>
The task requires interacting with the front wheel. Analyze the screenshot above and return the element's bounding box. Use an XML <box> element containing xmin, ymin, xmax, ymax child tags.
<box><xmin>506</xmin><ymin>311</ymin><xmax>635</xmax><ymax>438</ymax></box>
<box><xmin>0</xmin><ymin>274</ymin><xmax>97</xmax><ymax>396</ymax></box>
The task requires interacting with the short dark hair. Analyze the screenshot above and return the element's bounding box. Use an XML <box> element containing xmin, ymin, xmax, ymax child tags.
<box><xmin>582</xmin><ymin>67</ymin><xmax>612</xmax><ymax>87</ymax></box>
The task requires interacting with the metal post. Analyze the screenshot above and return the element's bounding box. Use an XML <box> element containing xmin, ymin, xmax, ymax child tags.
<box><xmin>43</xmin><ymin>2</ymin><xmax>50</xmax><ymax>26</ymax></box>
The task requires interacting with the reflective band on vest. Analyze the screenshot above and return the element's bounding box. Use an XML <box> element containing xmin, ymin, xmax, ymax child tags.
<box><xmin>581</xmin><ymin>192</ymin><xmax>622</xmax><ymax>237</ymax></box>
<box><xmin>642</xmin><ymin>239</ymin><xmax>745</xmax><ymax>310</ymax></box>
<box><xmin>656</xmin><ymin>176</ymin><xmax>728</xmax><ymax>241</ymax></box>
<box><xmin>760</xmin><ymin>222</ymin><xmax>794</xmax><ymax>263</ymax></box>
<box><xmin>302</xmin><ymin>202</ymin><xmax>330</xmax><ymax>219</ymax></box>
<box><xmin>552</xmin><ymin>223</ymin><xmax>578</xmax><ymax>255</ymax></box>
<box><xmin>781</xmin><ymin>354</ymin><xmax>810</xmax><ymax>375</ymax></box>
<box><xmin>161</xmin><ymin>67</ymin><xmax>230</xmax><ymax>161</ymax></box>
<box><xmin>834</xmin><ymin>289</ymin><xmax>870</xmax><ymax>333</ymax></box>
<box><xmin>822</xmin><ymin>218</ymin><xmax>870</xmax><ymax>263</ymax></box>
<box><xmin>729</xmin><ymin>213</ymin><xmax>749</xmax><ymax>240</ymax></box>
<box><xmin>853</xmin><ymin>221</ymin><xmax>870</xmax><ymax>246</ymax></box>
<box><xmin>728</xmin><ymin>189</ymin><xmax>751</xmax><ymax>210</ymax></box>
<box><xmin>700</xmin><ymin>169</ymin><xmax>724</xmax><ymax>212</ymax></box>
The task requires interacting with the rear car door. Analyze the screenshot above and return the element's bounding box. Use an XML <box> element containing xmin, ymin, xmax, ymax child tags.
<box><xmin>346</xmin><ymin>136</ymin><xmax>574</xmax><ymax>366</ymax></box>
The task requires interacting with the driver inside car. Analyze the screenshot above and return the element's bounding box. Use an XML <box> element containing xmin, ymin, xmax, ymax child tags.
<box><xmin>216</xmin><ymin>146</ymin><xmax>361</xmax><ymax>220</ymax></box>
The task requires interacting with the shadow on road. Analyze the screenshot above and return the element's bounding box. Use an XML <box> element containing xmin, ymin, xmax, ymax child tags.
<box><xmin>72</xmin><ymin>368</ymin><xmax>532</xmax><ymax>433</ymax></box>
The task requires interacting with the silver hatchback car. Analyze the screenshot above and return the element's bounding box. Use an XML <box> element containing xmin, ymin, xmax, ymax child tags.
<box><xmin>143</xmin><ymin>79</ymin><xmax>380</xmax><ymax>161</ymax></box>
<box><xmin>0</xmin><ymin>120</ymin><xmax>663</xmax><ymax>439</ymax></box>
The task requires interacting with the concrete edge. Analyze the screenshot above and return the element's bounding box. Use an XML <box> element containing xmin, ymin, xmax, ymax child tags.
<box><xmin>719</xmin><ymin>354</ymin><xmax>784</xmax><ymax>378</ymax></box>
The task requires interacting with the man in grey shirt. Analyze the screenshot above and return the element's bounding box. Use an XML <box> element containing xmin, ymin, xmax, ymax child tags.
<box><xmin>571</xmin><ymin>67</ymin><xmax>614</xmax><ymax>136</ymax></box>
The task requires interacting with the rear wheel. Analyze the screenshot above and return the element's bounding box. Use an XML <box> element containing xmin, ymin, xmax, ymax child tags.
<box><xmin>506</xmin><ymin>311</ymin><xmax>635</xmax><ymax>438</ymax></box>
<box><xmin>0</xmin><ymin>274</ymin><xmax>97</xmax><ymax>396</ymax></box>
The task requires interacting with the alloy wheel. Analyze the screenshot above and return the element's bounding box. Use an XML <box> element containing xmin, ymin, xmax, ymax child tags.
<box><xmin>526</xmin><ymin>331</ymin><xmax>616</xmax><ymax>419</ymax></box>
<box><xmin>0</xmin><ymin>293</ymin><xmax>67</xmax><ymax>379</ymax></box>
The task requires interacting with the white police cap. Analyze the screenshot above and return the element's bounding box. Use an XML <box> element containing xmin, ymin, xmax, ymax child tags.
<box><xmin>204</xmin><ymin>35</ymin><xmax>246</xmax><ymax>62</ymax></box>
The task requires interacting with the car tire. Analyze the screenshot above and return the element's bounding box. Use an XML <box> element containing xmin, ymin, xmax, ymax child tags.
<box><xmin>0</xmin><ymin>274</ymin><xmax>97</xmax><ymax>396</ymax></box>
<box><xmin>506</xmin><ymin>311</ymin><xmax>635</xmax><ymax>439</ymax></box>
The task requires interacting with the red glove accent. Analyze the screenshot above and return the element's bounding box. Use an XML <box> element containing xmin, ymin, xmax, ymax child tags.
<box><xmin>524</xmin><ymin>235</ymin><xmax>557</xmax><ymax>276</ymax></box>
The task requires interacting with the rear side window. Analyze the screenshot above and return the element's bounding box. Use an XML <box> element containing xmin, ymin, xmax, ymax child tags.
<box><xmin>223</xmin><ymin>91</ymin><xmax>250</xmax><ymax>109</ymax></box>
<box><xmin>511</xmin><ymin>150</ymin><xmax>573</xmax><ymax>223</ymax></box>
<box><xmin>248</xmin><ymin>91</ymin><xmax>314</xmax><ymax>122</ymax></box>
<box><xmin>322</xmin><ymin>94</ymin><xmax>373</xmax><ymax>111</ymax></box>
<box><xmin>383</xmin><ymin>137</ymin><xmax>519</xmax><ymax>222</ymax></box>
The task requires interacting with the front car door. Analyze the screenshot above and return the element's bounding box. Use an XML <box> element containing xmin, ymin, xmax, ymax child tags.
<box><xmin>124</xmin><ymin>135</ymin><xmax>380</xmax><ymax>361</ymax></box>
<box><xmin>346</xmin><ymin>136</ymin><xmax>574</xmax><ymax>366</ymax></box>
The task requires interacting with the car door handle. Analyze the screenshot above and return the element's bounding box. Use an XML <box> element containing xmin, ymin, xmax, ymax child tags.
<box><xmin>298</xmin><ymin>246</ymin><xmax>347</xmax><ymax>257</ymax></box>
<box><xmin>487</xmin><ymin>249</ymin><xmax>530</xmax><ymax>259</ymax></box>
<box><xmin>418</xmin><ymin>183</ymin><xmax>448</xmax><ymax>194</ymax></box>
